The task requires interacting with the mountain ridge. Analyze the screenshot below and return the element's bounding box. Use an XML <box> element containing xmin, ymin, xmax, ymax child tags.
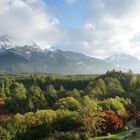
<box><xmin>0</xmin><ymin>35</ymin><xmax>139</xmax><ymax>74</ymax></box>
<box><xmin>104</xmin><ymin>53</ymin><xmax>140</xmax><ymax>73</ymax></box>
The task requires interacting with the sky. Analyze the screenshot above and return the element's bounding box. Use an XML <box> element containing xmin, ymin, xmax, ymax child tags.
<box><xmin>1</xmin><ymin>0</ymin><xmax>140</xmax><ymax>58</ymax></box>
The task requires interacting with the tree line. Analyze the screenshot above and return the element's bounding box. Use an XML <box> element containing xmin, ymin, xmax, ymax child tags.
<box><xmin>0</xmin><ymin>70</ymin><xmax>140</xmax><ymax>139</ymax></box>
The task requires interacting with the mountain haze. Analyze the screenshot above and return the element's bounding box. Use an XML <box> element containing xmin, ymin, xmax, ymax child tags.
<box><xmin>104</xmin><ymin>53</ymin><xmax>140</xmax><ymax>73</ymax></box>
<box><xmin>0</xmin><ymin>35</ymin><xmax>139</xmax><ymax>74</ymax></box>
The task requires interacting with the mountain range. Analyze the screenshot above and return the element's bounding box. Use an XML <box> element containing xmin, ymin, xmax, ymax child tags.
<box><xmin>0</xmin><ymin>35</ymin><xmax>139</xmax><ymax>74</ymax></box>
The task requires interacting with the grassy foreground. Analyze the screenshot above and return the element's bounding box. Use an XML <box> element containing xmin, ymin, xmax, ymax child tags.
<box><xmin>127</xmin><ymin>131</ymin><xmax>140</xmax><ymax>140</ymax></box>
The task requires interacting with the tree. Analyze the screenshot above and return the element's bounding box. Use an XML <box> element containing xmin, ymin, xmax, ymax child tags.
<box><xmin>106</xmin><ymin>78</ymin><xmax>124</xmax><ymax>94</ymax></box>
<box><xmin>11</xmin><ymin>82</ymin><xmax>27</xmax><ymax>101</ymax></box>
<box><xmin>95</xmin><ymin>79</ymin><xmax>107</xmax><ymax>95</ymax></box>
<box><xmin>29</xmin><ymin>85</ymin><xmax>46</xmax><ymax>111</ymax></box>
<box><xmin>129</xmin><ymin>76</ymin><xmax>137</xmax><ymax>90</ymax></box>
<box><xmin>0</xmin><ymin>127</ymin><xmax>11</xmax><ymax>140</ymax></box>
<box><xmin>24</xmin><ymin>110</ymin><xmax>56</xmax><ymax>137</ymax></box>
<box><xmin>0</xmin><ymin>81</ymin><xmax>5</xmax><ymax>98</ymax></box>
<box><xmin>58</xmin><ymin>85</ymin><xmax>66</xmax><ymax>98</ymax></box>
<box><xmin>71</xmin><ymin>89</ymin><xmax>81</xmax><ymax>100</ymax></box>
<box><xmin>99</xmin><ymin>97</ymin><xmax>128</xmax><ymax>119</ymax></box>
<box><xmin>79</xmin><ymin>108</ymin><xmax>105</xmax><ymax>136</ymax></box>
<box><xmin>87</xmin><ymin>79</ymin><xmax>107</xmax><ymax>98</ymax></box>
<box><xmin>27</xmin><ymin>99</ymin><xmax>34</xmax><ymax>111</ymax></box>
<box><xmin>54</xmin><ymin>109</ymin><xmax>79</xmax><ymax>131</ymax></box>
<box><xmin>45</xmin><ymin>84</ymin><xmax>57</xmax><ymax>106</ymax></box>
<box><xmin>5</xmin><ymin>78</ymin><xmax>11</xmax><ymax>97</ymax></box>
<box><xmin>55</xmin><ymin>97</ymin><xmax>81</xmax><ymax>111</ymax></box>
<box><xmin>128</xmin><ymin>69</ymin><xmax>133</xmax><ymax>75</ymax></box>
<box><xmin>104</xmin><ymin>111</ymin><xmax>124</xmax><ymax>133</ymax></box>
<box><xmin>80</xmin><ymin>96</ymin><xmax>105</xmax><ymax>136</ymax></box>
<box><xmin>115</xmin><ymin>96</ymin><xmax>134</xmax><ymax>112</ymax></box>
<box><xmin>82</xmin><ymin>96</ymin><xmax>99</xmax><ymax>111</ymax></box>
<box><xmin>6</xmin><ymin>82</ymin><xmax>27</xmax><ymax>111</ymax></box>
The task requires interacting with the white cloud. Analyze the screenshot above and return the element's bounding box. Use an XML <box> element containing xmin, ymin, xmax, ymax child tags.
<box><xmin>85</xmin><ymin>23</ymin><xmax>96</xmax><ymax>31</ymax></box>
<box><xmin>57</xmin><ymin>0</ymin><xmax>140</xmax><ymax>59</ymax></box>
<box><xmin>51</xmin><ymin>18</ymin><xmax>60</xmax><ymax>25</ymax></box>
<box><xmin>1</xmin><ymin>0</ymin><xmax>140</xmax><ymax>59</ymax></box>
<box><xmin>0</xmin><ymin>0</ymin><xmax>63</xmax><ymax>49</ymax></box>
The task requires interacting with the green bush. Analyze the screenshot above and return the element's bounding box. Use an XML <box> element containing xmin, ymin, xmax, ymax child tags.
<box><xmin>122</xmin><ymin>126</ymin><xmax>129</xmax><ymax>131</ymax></box>
<box><xmin>55</xmin><ymin>97</ymin><xmax>81</xmax><ymax>111</ymax></box>
<box><xmin>0</xmin><ymin>126</ymin><xmax>12</xmax><ymax>140</ymax></box>
<box><xmin>3</xmin><ymin>109</ymin><xmax>79</xmax><ymax>139</ymax></box>
<box><xmin>54</xmin><ymin>109</ymin><xmax>79</xmax><ymax>131</ymax></box>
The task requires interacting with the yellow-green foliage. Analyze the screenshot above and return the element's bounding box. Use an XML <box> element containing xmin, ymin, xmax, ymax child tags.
<box><xmin>3</xmin><ymin>109</ymin><xmax>78</xmax><ymax>139</ymax></box>
<box><xmin>55</xmin><ymin>96</ymin><xmax>81</xmax><ymax>111</ymax></box>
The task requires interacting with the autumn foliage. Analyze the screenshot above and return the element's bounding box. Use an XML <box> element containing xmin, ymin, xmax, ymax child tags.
<box><xmin>104</xmin><ymin>111</ymin><xmax>124</xmax><ymax>133</ymax></box>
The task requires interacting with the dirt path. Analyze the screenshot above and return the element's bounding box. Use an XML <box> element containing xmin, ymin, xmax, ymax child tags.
<box><xmin>0</xmin><ymin>98</ymin><xmax>14</xmax><ymax>121</ymax></box>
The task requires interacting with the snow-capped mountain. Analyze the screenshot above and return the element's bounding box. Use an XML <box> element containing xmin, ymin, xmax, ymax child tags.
<box><xmin>0</xmin><ymin>35</ymin><xmax>42</xmax><ymax>59</ymax></box>
<box><xmin>0</xmin><ymin>35</ymin><xmax>38</xmax><ymax>49</ymax></box>
<box><xmin>104</xmin><ymin>53</ymin><xmax>139</xmax><ymax>62</ymax></box>
<box><xmin>0</xmin><ymin>35</ymin><xmax>111</xmax><ymax>74</ymax></box>
<box><xmin>104</xmin><ymin>53</ymin><xmax>140</xmax><ymax>73</ymax></box>
<box><xmin>0</xmin><ymin>35</ymin><xmax>139</xmax><ymax>74</ymax></box>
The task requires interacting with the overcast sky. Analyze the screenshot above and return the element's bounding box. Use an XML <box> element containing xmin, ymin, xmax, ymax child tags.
<box><xmin>1</xmin><ymin>0</ymin><xmax>140</xmax><ymax>58</ymax></box>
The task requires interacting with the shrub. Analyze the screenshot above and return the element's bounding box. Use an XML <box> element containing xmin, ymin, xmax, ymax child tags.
<box><xmin>0</xmin><ymin>126</ymin><xmax>12</xmax><ymax>140</ymax></box>
<box><xmin>122</xmin><ymin>126</ymin><xmax>129</xmax><ymax>131</ymax></box>
<box><xmin>54</xmin><ymin>109</ymin><xmax>79</xmax><ymax>131</ymax></box>
<box><xmin>104</xmin><ymin>111</ymin><xmax>124</xmax><ymax>133</ymax></box>
<box><xmin>55</xmin><ymin>97</ymin><xmax>81</xmax><ymax>111</ymax></box>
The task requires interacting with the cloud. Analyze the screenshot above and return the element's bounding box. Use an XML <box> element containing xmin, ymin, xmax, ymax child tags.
<box><xmin>51</xmin><ymin>18</ymin><xmax>60</xmax><ymax>25</ymax></box>
<box><xmin>65</xmin><ymin>0</ymin><xmax>77</xmax><ymax>4</ymax></box>
<box><xmin>0</xmin><ymin>0</ymin><xmax>63</xmax><ymax>48</ymax></box>
<box><xmin>85</xmin><ymin>23</ymin><xmax>96</xmax><ymax>31</ymax></box>
<box><xmin>1</xmin><ymin>0</ymin><xmax>140</xmax><ymax>58</ymax></box>
<box><xmin>56</xmin><ymin>0</ymin><xmax>140</xmax><ymax>58</ymax></box>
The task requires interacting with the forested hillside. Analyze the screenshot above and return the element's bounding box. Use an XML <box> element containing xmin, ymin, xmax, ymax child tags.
<box><xmin>0</xmin><ymin>70</ymin><xmax>140</xmax><ymax>139</ymax></box>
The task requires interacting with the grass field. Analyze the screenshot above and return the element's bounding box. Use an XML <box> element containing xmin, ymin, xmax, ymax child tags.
<box><xmin>126</xmin><ymin>130</ymin><xmax>140</xmax><ymax>140</ymax></box>
<box><xmin>91</xmin><ymin>131</ymin><xmax>128</xmax><ymax>140</ymax></box>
